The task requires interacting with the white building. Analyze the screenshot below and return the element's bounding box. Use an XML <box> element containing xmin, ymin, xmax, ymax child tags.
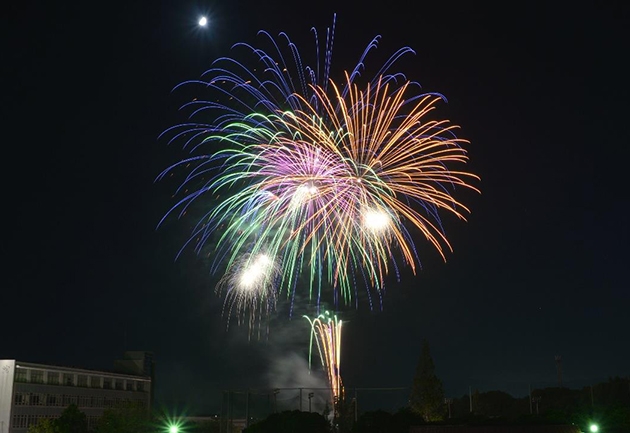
<box><xmin>0</xmin><ymin>359</ymin><xmax>151</xmax><ymax>433</ymax></box>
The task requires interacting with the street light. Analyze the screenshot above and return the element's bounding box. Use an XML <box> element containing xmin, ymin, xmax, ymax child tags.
<box><xmin>589</xmin><ymin>424</ymin><xmax>599</xmax><ymax>433</ymax></box>
<box><xmin>168</xmin><ymin>425</ymin><xmax>179</xmax><ymax>433</ymax></box>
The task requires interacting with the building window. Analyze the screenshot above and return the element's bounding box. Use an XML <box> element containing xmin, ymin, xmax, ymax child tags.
<box><xmin>92</xmin><ymin>396</ymin><xmax>103</xmax><ymax>408</ymax></box>
<box><xmin>15</xmin><ymin>368</ymin><xmax>28</xmax><ymax>382</ymax></box>
<box><xmin>79</xmin><ymin>395</ymin><xmax>90</xmax><ymax>408</ymax></box>
<box><xmin>30</xmin><ymin>393</ymin><xmax>41</xmax><ymax>406</ymax></box>
<box><xmin>77</xmin><ymin>375</ymin><xmax>88</xmax><ymax>387</ymax></box>
<box><xmin>63</xmin><ymin>373</ymin><xmax>74</xmax><ymax>386</ymax></box>
<box><xmin>14</xmin><ymin>393</ymin><xmax>25</xmax><ymax>405</ymax></box>
<box><xmin>13</xmin><ymin>414</ymin><xmax>28</xmax><ymax>429</ymax></box>
<box><xmin>27</xmin><ymin>414</ymin><xmax>39</xmax><ymax>428</ymax></box>
<box><xmin>115</xmin><ymin>379</ymin><xmax>124</xmax><ymax>390</ymax></box>
<box><xmin>126</xmin><ymin>380</ymin><xmax>134</xmax><ymax>391</ymax></box>
<box><xmin>31</xmin><ymin>370</ymin><xmax>44</xmax><ymax>384</ymax></box>
<box><xmin>46</xmin><ymin>394</ymin><xmax>58</xmax><ymax>406</ymax></box>
<box><xmin>90</xmin><ymin>376</ymin><xmax>101</xmax><ymax>388</ymax></box>
<box><xmin>136</xmin><ymin>381</ymin><xmax>144</xmax><ymax>392</ymax></box>
<box><xmin>103</xmin><ymin>378</ymin><xmax>112</xmax><ymax>389</ymax></box>
<box><xmin>47</xmin><ymin>372</ymin><xmax>60</xmax><ymax>385</ymax></box>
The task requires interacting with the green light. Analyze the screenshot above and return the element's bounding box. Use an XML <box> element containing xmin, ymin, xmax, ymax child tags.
<box><xmin>169</xmin><ymin>425</ymin><xmax>179</xmax><ymax>433</ymax></box>
<box><xmin>589</xmin><ymin>424</ymin><xmax>599</xmax><ymax>433</ymax></box>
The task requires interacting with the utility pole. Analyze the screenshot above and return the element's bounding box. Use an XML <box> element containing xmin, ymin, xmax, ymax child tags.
<box><xmin>469</xmin><ymin>386</ymin><xmax>473</xmax><ymax>413</ymax></box>
<box><xmin>245</xmin><ymin>390</ymin><xmax>250</xmax><ymax>428</ymax></box>
<box><xmin>444</xmin><ymin>398</ymin><xmax>453</xmax><ymax>418</ymax></box>
<box><xmin>230</xmin><ymin>391</ymin><xmax>232</xmax><ymax>432</ymax></box>
<box><xmin>273</xmin><ymin>389</ymin><xmax>280</xmax><ymax>413</ymax></box>
<box><xmin>529</xmin><ymin>384</ymin><xmax>533</xmax><ymax>414</ymax></box>
<box><xmin>219</xmin><ymin>391</ymin><xmax>223</xmax><ymax>433</ymax></box>
<box><xmin>354</xmin><ymin>389</ymin><xmax>358</xmax><ymax>422</ymax></box>
<box><xmin>308</xmin><ymin>392</ymin><xmax>314</xmax><ymax>412</ymax></box>
<box><xmin>532</xmin><ymin>396</ymin><xmax>541</xmax><ymax>415</ymax></box>
<box><xmin>299</xmin><ymin>388</ymin><xmax>303</xmax><ymax>411</ymax></box>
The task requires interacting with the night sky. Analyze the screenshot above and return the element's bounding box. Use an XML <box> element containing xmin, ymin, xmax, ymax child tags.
<box><xmin>5</xmin><ymin>0</ymin><xmax>629</xmax><ymax>415</ymax></box>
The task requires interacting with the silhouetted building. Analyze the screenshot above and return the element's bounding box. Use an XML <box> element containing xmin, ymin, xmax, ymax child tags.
<box><xmin>0</xmin><ymin>358</ymin><xmax>151</xmax><ymax>433</ymax></box>
<box><xmin>113</xmin><ymin>351</ymin><xmax>155</xmax><ymax>408</ymax></box>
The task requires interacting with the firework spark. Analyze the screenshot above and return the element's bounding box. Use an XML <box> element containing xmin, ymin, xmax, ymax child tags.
<box><xmin>305</xmin><ymin>311</ymin><xmax>343</xmax><ymax>409</ymax></box>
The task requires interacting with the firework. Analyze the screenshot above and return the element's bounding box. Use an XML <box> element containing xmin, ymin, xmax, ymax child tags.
<box><xmin>216</xmin><ymin>250</ymin><xmax>279</xmax><ymax>336</ymax></box>
<box><xmin>305</xmin><ymin>311</ymin><xmax>343</xmax><ymax>408</ymax></box>
<box><xmin>159</xmin><ymin>16</ymin><xmax>479</xmax><ymax>324</ymax></box>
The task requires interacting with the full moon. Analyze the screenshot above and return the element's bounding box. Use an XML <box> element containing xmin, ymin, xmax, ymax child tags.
<box><xmin>198</xmin><ymin>16</ymin><xmax>207</xmax><ymax>27</ymax></box>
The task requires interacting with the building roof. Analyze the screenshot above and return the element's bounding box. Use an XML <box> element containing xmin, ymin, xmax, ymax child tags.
<box><xmin>11</xmin><ymin>360</ymin><xmax>151</xmax><ymax>381</ymax></box>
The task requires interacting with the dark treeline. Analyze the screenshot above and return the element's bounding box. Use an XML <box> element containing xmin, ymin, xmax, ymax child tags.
<box><xmin>451</xmin><ymin>377</ymin><xmax>630</xmax><ymax>422</ymax></box>
<box><xmin>352</xmin><ymin>376</ymin><xmax>630</xmax><ymax>433</ymax></box>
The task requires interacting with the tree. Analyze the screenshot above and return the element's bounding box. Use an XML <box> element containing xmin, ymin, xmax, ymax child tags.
<box><xmin>409</xmin><ymin>339</ymin><xmax>445</xmax><ymax>421</ymax></box>
<box><xmin>55</xmin><ymin>404</ymin><xmax>87</xmax><ymax>433</ymax></box>
<box><xmin>27</xmin><ymin>418</ymin><xmax>57</xmax><ymax>433</ymax></box>
<box><xmin>354</xmin><ymin>410</ymin><xmax>393</xmax><ymax>433</ymax></box>
<box><xmin>94</xmin><ymin>401</ymin><xmax>151</xmax><ymax>433</ymax></box>
<box><xmin>243</xmin><ymin>411</ymin><xmax>329</xmax><ymax>433</ymax></box>
<box><xmin>189</xmin><ymin>419</ymin><xmax>220</xmax><ymax>433</ymax></box>
<box><xmin>474</xmin><ymin>390</ymin><xmax>516</xmax><ymax>418</ymax></box>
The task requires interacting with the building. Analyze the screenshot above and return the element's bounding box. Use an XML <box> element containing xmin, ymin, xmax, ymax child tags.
<box><xmin>113</xmin><ymin>351</ymin><xmax>155</xmax><ymax>408</ymax></box>
<box><xmin>0</xmin><ymin>358</ymin><xmax>151</xmax><ymax>433</ymax></box>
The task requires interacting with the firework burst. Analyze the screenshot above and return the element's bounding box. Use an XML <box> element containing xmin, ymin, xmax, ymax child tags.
<box><xmin>159</xmin><ymin>16</ymin><xmax>479</xmax><ymax>327</ymax></box>
<box><xmin>216</xmin><ymin>250</ymin><xmax>279</xmax><ymax>336</ymax></box>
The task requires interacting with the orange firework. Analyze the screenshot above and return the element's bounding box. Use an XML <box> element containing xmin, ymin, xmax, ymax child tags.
<box><xmin>305</xmin><ymin>312</ymin><xmax>343</xmax><ymax>410</ymax></box>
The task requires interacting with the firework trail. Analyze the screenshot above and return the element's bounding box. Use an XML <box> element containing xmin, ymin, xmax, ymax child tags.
<box><xmin>305</xmin><ymin>311</ymin><xmax>343</xmax><ymax>409</ymax></box>
<box><xmin>158</xmin><ymin>16</ymin><xmax>479</xmax><ymax>327</ymax></box>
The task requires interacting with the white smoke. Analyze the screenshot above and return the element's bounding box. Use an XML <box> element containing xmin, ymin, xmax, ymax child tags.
<box><xmin>265</xmin><ymin>351</ymin><xmax>331</xmax><ymax>415</ymax></box>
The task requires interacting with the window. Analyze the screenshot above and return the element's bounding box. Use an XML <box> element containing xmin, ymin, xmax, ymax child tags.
<box><xmin>27</xmin><ymin>414</ymin><xmax>39</xmax><ymax>428</ymax></box>
<box><xmin>31</xmin><ymin>370</ymin><xmax>44</xmax><ymax>384</ymax></box>
<box><xmin>77</xmin><ymin>375</ymin><xmax>88</xmax><ymax>387</ymax></box>
<box><xmin>126</xmin><ymin>380</ymin><xmax>134</xmax><ymax>391</ymax></box>
<box><xmin>30</xmin><ymin>393</ymin><xmax>41</xmax><ymax>406</ymax></box>
<box><xmin>15</xmin><ymin>368</ymin><xmax>28</xmax><ymax>382</ymax></box>
<box><xmin>46</xmin><ymin>394</ymin><xmax>58</xmax><ymax>406</ymax></box>
<box><xmin>47</xmin><ymin>372</ymin><xmax>60</xmax><ymax>385</ymax></box>
<box><xmin>136</xmin><ymin>382</ymin><xmax>144</xmax><ymax>392</ymax></box>
<box><xmin>63</xmin><ymin>373</ymin><xmax>74</xmax><ymax>386</ymax></box>
<box><xmin>14</xmin><ymin>393</ymin><xmax>25</xmax><ymax>405</ymax></box>
<box><xmin>103</xmin><ymin>377</ymin><xmax>112</xmax><ymax>389</ymax></box>
<box><xmin>91</xmin><ymin>376</ymin><xmax>101</xmax><ymax>388</ymax></box>
<box><xmin>115</xmin><ymin>379</ymin><xmax>124</xmax><ymax>390</ymax></box>
<box><xmin>13</xmin><ymin>414</ymin><xmax>28</xmax><ymax>429</ymax></box>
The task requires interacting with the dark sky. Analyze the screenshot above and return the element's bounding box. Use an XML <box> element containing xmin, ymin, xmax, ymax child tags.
<box><xmin>5</xmin><ymin>0</ymin><xmax>629</xmax><ymax>415</ymax></box>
